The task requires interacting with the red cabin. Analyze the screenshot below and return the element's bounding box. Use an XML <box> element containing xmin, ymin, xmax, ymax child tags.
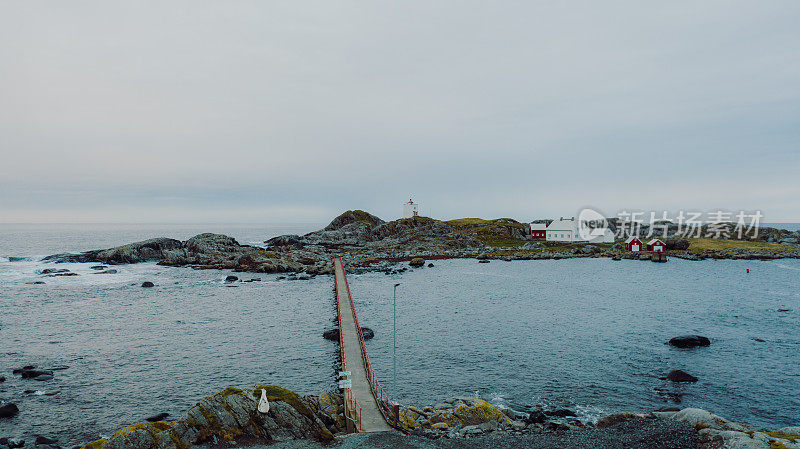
<box><xmin>625</xmin><ymin>236</ymin><xmax>643</xmax><ymax>252</ymax></box>
<box><xmin>647</xmin><ymin>239</ymin><xmax>666</xmax><ymax>252</ymax></box>
<box><xmin>529</xmin><ymin>223</ymin><xmax>546</xmax><ymax>240</ymax></box>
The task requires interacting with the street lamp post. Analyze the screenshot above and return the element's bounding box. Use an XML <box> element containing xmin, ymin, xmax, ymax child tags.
<box><xmin>393</xmin><ymin>283</ymin><xmax>400</xmax><ymax>404</ymax></box>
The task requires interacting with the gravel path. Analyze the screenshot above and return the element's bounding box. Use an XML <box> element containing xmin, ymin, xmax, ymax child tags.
<box><xmin>245</xmin><ymin>418</ymin><xmax>698</xmax><ymax>449</ymax></box>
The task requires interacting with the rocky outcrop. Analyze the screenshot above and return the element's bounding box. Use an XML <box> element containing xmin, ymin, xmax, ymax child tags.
<box><xmin>398</xmin><ymin>397</ymin><xmax>511</xmax><ymax>431</ymax></box>
<box><xmin>653</xmin><ymin>408</ymin><xmax>800</xmax><ymax>449</ymax></box>
<box><xmin>43</xmin><ymin>238</ymin><xmax>183</xmax><ymax>264</ymax></box>
<box><xmin>81</xmin><ymin>386</ymin><xmax>340</xmax><ymax>449</ymax></box>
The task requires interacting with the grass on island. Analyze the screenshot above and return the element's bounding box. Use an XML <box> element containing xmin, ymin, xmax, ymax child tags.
<box><xmin>686</xmin><ymin>238</ymin><xmax>792</xmax><ymax>252</ymax></box>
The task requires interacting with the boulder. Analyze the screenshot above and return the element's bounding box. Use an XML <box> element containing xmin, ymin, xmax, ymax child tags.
<box><xmin>596</xmin><ymin>413</ymin><xmax>647</xmax><ymax>428</ymax></box>
<box><xmin>665</xmin><ymin>238</ymin><xmax>691</xmax><ymax>250</ymax></box>
<box><xmin>35</xmin><ymin>436</ymin><xmax>57</xmax><ymax>445</ymax></box>
<box><xmin>546</xmin><ymin>409</ymin><xmax>577</xmax><ymax>418</ymax></box>
<box><xmin>0</xmin><ymin>376</ymin><xmax>5</xmax><ymax>382</ymax></box>
<box><xmin>33</xmin><ymin>374</ymin><xmax>54</xmax><ymax>381</ymax></box>
<box><xmin>665</xmin><ymin>370</ymin><xmax>698</xmax><ymax>382</ymax></box>
<box><xmin>409</xmin><ymin>258</ymin><xmax>425</xmax><ymax>268</ymax></box>
<box><xmin>427</xmin><ymin>263</ymin><xmax>434</xmax><ymax>267</ymax></box>
<box><xmin>141</xmin><ymin>282</ymin><xmax>155</xmax><ymax>288</ymax></box>
<box><xmin>0</xmin><ymin>402</ymin><xmax>19</xmax><ymax>418</ymax></box>
<box><xmin>225</xmin><ymin>275</ymin><xmax>239</xmax><ymax>282</ymax></box>
<box><xmin>323</xmin><ymin>327</ymin><xmax>373</xmax><ymax>341</ymax></box>
<box><xmin>668</xmin><ymin>335</ymin><xmax>710</xmax><ymax>348</ymax></box>
<box><xmin>322</xmin><ymin>329</ymin><xmax>339</xmax><ymax>341</ymax></box>
<box><xmin>526</xmin><ymin>409</ymin><xmax>547</xmax><ymax>424</ymax></box>
<box><xmin>20</xmin><ymin>369</ymin><xmax>53</xmax><ymax>379</ymax></box>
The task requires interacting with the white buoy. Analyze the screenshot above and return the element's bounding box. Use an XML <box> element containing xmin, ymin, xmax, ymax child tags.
<box><xmin>258</xmin><ymin>389</ymin><xmax>270</xmax><ymax>414</ymax></box>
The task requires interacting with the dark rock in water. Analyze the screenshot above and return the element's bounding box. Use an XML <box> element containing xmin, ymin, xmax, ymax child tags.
<box><xmin>40</xmin><ymin>268</ymin><xmax>70</xmax><ymax>275</ymax></box>
<box><xmin>225</xmin><ymin>275</ymin><xmax>239</xmax><ymax>282</ymax></box>
<box><xmin>298</xmin><ymin>275</ymin><xmax>310</xmax><ymax>280</ymax></box>
<box><xmin>478</xmin><ymin>259</ymin><xmax>490</xmax><ymax>264</ymax></box>
<box><xmin>777</xmin><ymin>308</ymin><xmax>791</xmax><ymax>312</ymax></box>
<box><xmin>752</xmin><ymin>337</ymin><xmax>766</xmax><ymax>342</ymax></box>
<box><xmin>0</xmin><ymin>402</ymin><xmax>19</xmax><ymax>418</ymax></box>
<box><xmin>546</xmin><ymin>408</ymin><xmax>577</xmax><ymax>417</ymax></box>
<box><xmin>33</xmin><ymin>374</ymin><xmax>54</xmax><ymax>381</ymax></box>
<box><xmin>7</xmin><ymin>438</ymin><xmax>24</xmax><ymax>449</ymax></box>
<box><xmin>44</xmin><ymin>391</ymin><xmax>60</xmax><ymax>396</ymax></box>
<box><xmin>526</xmin><ymin>409</ymin><xmax>547</xmax><ymax>424</ymax></box>
<box><xmin>20</xmin><ymin>369</ymin><xmax>53</xmax><ymax>379</ymax></box>
<box><xmin>668</xmin><ymin>335</ymin><xmax>710</xmax><ymax>348</ymax></box>
<box><xmin>427</xmin><ymin>263</ymin><xmax>434</xmax><ymax>267</ymax></box>
<box><xmin>44</xmin><ymin>272</ymin><xmax>79</xmax><ymax>277</ymax></box>
<box><xmin>24</xmin><ymin>389</ymin><xmax>36</xmax><ymax>394</ymax></box>
<box><xmin>0</xmin><ymin>376</ymin><xmax>5</xmax><ymax>382</ymax></box>
<box><xmin>323</xmin><ymin>327</ymin><xmax>374</xmax><ymax>341</ymax></box>
<box><xmin>323</xmin><ymin>329</ymin><xmax>339</xmax><ymax>341</ymax></box>
<box><xmin>91</xmin><ymin>265</ymin><xmax>108</xmax><ymax>270</ymax></box>
<box><xmin>35</xmin><ymin>436</ymin><xmax>57</xmax><ymax>445</ymax></box>
<box><xmin>49</xmin><ymin>365</ymin><xmax>69</xmax><ymax>371</ymax></box>
<box><xmin>94</xmin><ymin>269</ymin><xmax>118</xmax><ymax>274</ymax></box>
<box><xmin>145</xmin><ymin>412</ymin><xmax>170</xmax><ymax>422</ymax></box>
<box><xmin>13</xmin><ymin>365</ymin><xmax>36</xmax><ymax>373</ymax></box>
<box><xmin>409</xmin><ymin>258</ymin><xmax>425</xmax><ymax>268</ymax></box>
<box><xmin>277</xmin><ymin>276</ymin><xmax>286</xmax><ymax>280</ymax></box>
<box><xmin>25</xmin><ymin>281</ymin><xmax>46</xmax><ymax>284</ymax></box>
<box><xmin>141</xmin><ymin>281</ymin><xmax>155</xmax><ymax>288</ymax></box>
<box><xmin>664</xmin><ymin>370</ymin><xmax>698</xmax><ymax>382</ymax></box>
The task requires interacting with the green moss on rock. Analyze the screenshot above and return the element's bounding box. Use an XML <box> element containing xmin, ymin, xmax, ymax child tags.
<box><xmin>81</xmin><ymin>438</ymin><xmax>107</xmax><ymax>449</ymax></box>
<box><xmin>252</xmin><ymin>385</ymin><xmax>313</xmax><ymax>418</ymax></box>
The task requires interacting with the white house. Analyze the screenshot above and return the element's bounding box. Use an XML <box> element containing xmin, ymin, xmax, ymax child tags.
<box><xmin>546</xmin><ymin>217</ymin><xmax>615</xmax><ymax>243</ymax></box>
<box><xmin>546</xmin><ymin>218</ymin><xmax>578</xmax><ymax>242</ymax></box>
<box><xmin>403</xmin><ymin>199</ymin><xmax>419</xmax><ymax>218</ymax></box>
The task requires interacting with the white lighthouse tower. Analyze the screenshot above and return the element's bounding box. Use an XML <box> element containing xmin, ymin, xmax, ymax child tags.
<box><xmin>403</xmin><ymin>198</ymin><xmax>419</xmax><ymax>218</ymax></box>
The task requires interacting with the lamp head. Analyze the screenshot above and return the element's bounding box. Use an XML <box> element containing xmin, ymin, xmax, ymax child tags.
<box><xmin>394</xmin><ymin>283</ymin><xmax>401</xmax><ymax>287</ymax></box>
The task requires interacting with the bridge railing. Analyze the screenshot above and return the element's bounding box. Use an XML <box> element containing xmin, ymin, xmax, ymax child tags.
<box><xmin>337</xmin><ymin>258</ymin><xmax>399</xmax><ymax>427</ymax></box>
<box><xmin>334</xmin><ymin>260</ymin><xmax>362</xmax><ymax>432</ymax></box>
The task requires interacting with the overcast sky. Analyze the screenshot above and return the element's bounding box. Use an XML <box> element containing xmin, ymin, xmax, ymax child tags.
<box><xmin>1</xmin><ymin>1</ymin><xmax>798</xmax><ymax>223</ymax></box>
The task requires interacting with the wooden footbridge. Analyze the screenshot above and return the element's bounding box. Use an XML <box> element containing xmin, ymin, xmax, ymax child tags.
<box><xmin>334</xmin><ymin>257</ymin><xmax>398</xmax><ymax>433</ymax></box>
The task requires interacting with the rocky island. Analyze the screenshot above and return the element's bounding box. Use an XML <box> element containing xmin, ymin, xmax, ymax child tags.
<box><xmin>42</xmin><ymin>210</ymin><xmax>800</xmax><ymax>275</ymax></box>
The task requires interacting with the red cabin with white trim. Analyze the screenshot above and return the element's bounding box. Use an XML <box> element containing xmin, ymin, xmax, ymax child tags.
<box><xmin>647</xmin><ymin>239</ymin><xmax>666</xmax><ymax>252</ymax></box>
<box><xmin>625</xmin><ymin>236</ymin><xmax>643</xmax><ymax>252</ymax></box>
<box><xmin>529</xmin><ymin>223</ymin><xmax>546</xmax><ymax>240</ymax></box>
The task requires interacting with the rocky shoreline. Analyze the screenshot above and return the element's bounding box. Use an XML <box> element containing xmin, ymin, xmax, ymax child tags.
<box><xmin>39</xmin><ymin>211</ymin><xmax>800</xmax><ymax>276</ymax></box>
<box><xmin>4</xmin><ymin>383</ymin><xmax>797</xmax><ymax>449</ymax></box>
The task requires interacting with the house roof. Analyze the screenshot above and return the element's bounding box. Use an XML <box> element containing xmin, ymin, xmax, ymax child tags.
<box><xmin>647</xmin><ymin>239</ymin><xmax>665</xmax><ymax>245</ymax></box>
<box><xmin>625</xmin><ymin>236</ymin><xmax>642</xmax><ymax>243</ymax></box>
<box><xmin>529</xmin><ymin>223</ymin><xmax>547</xmax><ymax>230</ymax></box>
<box><xmin>546</xmin><ymin>219</ymin><xmax>577</xmax><ymax>231</ymax></box>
